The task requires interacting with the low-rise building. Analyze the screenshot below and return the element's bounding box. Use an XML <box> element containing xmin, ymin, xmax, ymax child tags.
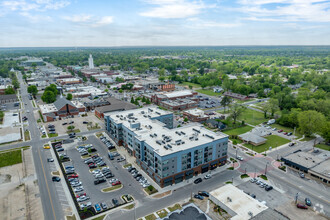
<box><xmin>160</xmin><ymin>99</ymin><xmax>198</xmax><ymax>111</ymax></box>
<box><xmin>183</xmin><ymin>109</ymin><xmax>209</xmax><ymax>122</ymax></box>
<box><xmin>21</xmin><ymin>59</ymin><xmax>44</xmax><ymax>66</ymax></box>
<box><xmin>39</xmin><ymin>97</ymin><xmax>85</xmax><ymax>122</ymax></box>
<box><xmin>94</xmin><ymin>97</ymin><xmax>137</xmax><ymax>118</ymax></box>
<box><xmin>104</xmin><ymin>107</ymin><xmax>228</xmax><ymax>187</ymax></box>
<box><xmin>147</xmin><ymin>82</ymin><xmax>175</xmax><ymax>92</ymax></box>
<box><xmin>0</xmin><ymin>94</ymin><xmax>18</xmax><ymax>104</ymax></box>
<box><xmin>148</xmin><ymin>90</ymin><xmax>198</xmax><ymax>105</ymax></box>
<box><xmin>224</xmin><ymin>91</ymin><xmax>249</xmax><ymax>100</ymax></box>
<box><xmin>57</xmin><ymin>78</ymin><xmax>82</xmax><ymax>85</ymax></box>
<box><xmin>282</xmin><ymin>150</ymin><xmax>329</xmax><ymax>185</ymax></box>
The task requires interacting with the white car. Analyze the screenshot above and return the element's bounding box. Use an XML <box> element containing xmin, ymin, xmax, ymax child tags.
<box><xmin>74</xmin><ymin>186</ymin><xmax>84</xmax><ymax>193</ymax></box>
<box><xmin>77</xmin><ymin>196</ymin><xmax>90</xmax><ymax>202</ymax></box>
<box><xmin>92</xmin><ymin>169</ymin><xmax>101</xmax><ymax>174</ymax></box>
<box><xmin>237</xmin><ymin>156</ymin><xmax>243</xmax><ymax>161</ymax></box>
<box><xmin>109</xmin><ymin>178</ymin><xmax>119</xmax><ymax>183</ymax></box>
<box><xmin>204</xmin><ymin>174</ymin><xmax>212</xmax><ymax>179</ymax></box>
<box><xmin>142</xmin><ymin>183</ymin><xmax>150</xmax><ymax>188</ymax></box>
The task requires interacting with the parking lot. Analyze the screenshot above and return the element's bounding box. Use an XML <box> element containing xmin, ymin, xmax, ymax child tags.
<box><xmin>44</xmin><ymin>113</ymin><xmax>103</xmax><ymax>136</ymax></box>
<box><xmin>237</xmin><ymin>178</ymin><xmax>289</xmax><ymax>209</ymax></box>
<box><xmin>197</xmin><ymin>95</ymin><xmax>222</xmax><ymax>109</ymax></box>
<box><xmin>56</xmin><ymin>134</ymin><xmax>146</xmax><ymax>213</ymax></box>
<box><xmin>0</xmin><ymin>102</ymin><xmax>20</xmax><ymax>111</ymax></box>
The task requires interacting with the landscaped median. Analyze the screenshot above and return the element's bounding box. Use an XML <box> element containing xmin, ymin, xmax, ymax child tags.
<box><xmin>101</xmin><ymin>184</ymin><xmax>123</xmax><ymax>192</ymax></box>
<box><xmin>144</xmin><ymin>185</ymin><xmax>158</xmax><ymax>195</ymax></box>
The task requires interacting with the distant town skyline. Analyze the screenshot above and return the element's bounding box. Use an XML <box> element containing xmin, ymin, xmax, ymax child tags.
<box><xmin>1</xmin><ymin>0</ymin><xmax>330</xmax><ymax>47</ymax></box>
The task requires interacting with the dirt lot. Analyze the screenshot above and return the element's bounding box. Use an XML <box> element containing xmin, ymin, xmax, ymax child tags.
<box><xmin>0</xmin><ymin>148</ymin><xmax>43</xmax><ymax>220</ymax></box>
<box><xmin>43</xmin><ymin>112</ymin><xmax>103</xmax><ymax>136</ymax></box>
<box><xmin>192</xmin><ymin>198</ymin><xmax>231</xmax><ymax>220</ymax></box>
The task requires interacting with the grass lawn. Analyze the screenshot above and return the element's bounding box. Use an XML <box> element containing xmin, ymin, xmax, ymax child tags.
<box><xmin>315</xmin><ymin>144</ymin><xmax>330</xmax><ymax>151</ymax></box>
<box><xmin>144</xmin><ymin>185</ymin><xmax>158</xmax><ymax>195</ymax></box>
<box><xmin>0</xmin><ymin>111</ymin><xmax>4</xmax><ymax>124</ymax></box>
<box><xmin>240</xmin><ymin>174</ymin><xmax>249</xmax><ymax>179</ymax></box>
<box><xmin>91</xmin><ymin>215</ymin><xmax>105</xmax><ymax>220</ymax></box>
<box><xmin>0</xmin><ymin>149</ymin><xmax>22</xmax><ymax>168</ymax></box>
<box><xmin>180</xmin><ymin>82</ymin><xmax>201</xmax><ymax>88</ymax></box>
<box><xmin>102</xmin><ymin>184</ymin><xmax>122</xmax><ymax>192</ymax></box>
<box><xmin>145</xmin><ymin>214</ymin><xmax>157</xmax><ymax>220</ymax></box>
<box><xmin>244</xmin><ymin>135</ymin><xmax>290</xmax><ymax>153</ymax></box>
<box><xmin>223</xmin><ymin>125</ymin><xmax>253</xmax><ymax>136</ymax></box>
<box><xmin>238</xmin><ymin>108</ymin><xmax>266</xmax><ymax>126</ymax></box>
<box><xmin>24</xmin><ymin>130</ymin><xmax>30</xmax><ymax>141</ymax></box>
<box><xmin>156</xmin><ymin>209</ymin><xmax>168</xmax><ymax>218</ymax></box>
<box><xmin>168</xmin><ymin>204</ymin><xmax>182</xmax><ymax>212</ymax></box>
<box><xmin>196</xmin><ymin>89</ymin><xmax>220</xmax><ymax>96</ymax></box>
<box><xmin>123</xmin><ymin>163</ymin><xmax>132</xmax><ymax>168</ymax></box>
<box><xmin>66</xmin><ymin>129</ymin><xmax>80</xmax><ymax>134</ymax></box>
<box><xmin>259</xmin><ymin>174</ymin><xmax>268</xmax><ymax>180</ymax></box>
<box><xmin>271</xmin><ymin>124</ymin><xmax>302</xmax><ymax>138</ymax></box>
<box><xmin>48</xmin><ymin>133</ymin><xmax>58</xmax><ymax>138</ymax></box>
<box><xmin>123</xmin><ymin>204</ymin><xmax>135</xmax><ymax>210</ymax></box>
<box><xmin>96</xmin><ymin>133</ymin><xmax>103</xmax><ymax>138</ymax></box>
<box><xmin>225</xmin><ymin>181</ymin><xmax>233</xmax><ymax>184</ymax></box>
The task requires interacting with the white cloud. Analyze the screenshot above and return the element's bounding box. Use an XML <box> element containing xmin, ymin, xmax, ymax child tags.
<box><xmin>19</xmin><ymin>11</ymin><xmax>52</xmax><ymax>22</ymax></box>
<box><xmin>139</xmin><ymin>0</ymin><xmax>215</xmax><ymax>19</ymax></box>
<box><xmin>63</xmin><ymin>15</ymin><xmax>114</xmax><ymax>27</ymax></box>
<box><xmin>237</xmin><ymin>0</ymin><xmax>330</xmax><ymax>22</ymax></box>
<box><xmin>1</xmin><ymin>0</ymin><xmax>70</xmax><ymax>12</ymax></box>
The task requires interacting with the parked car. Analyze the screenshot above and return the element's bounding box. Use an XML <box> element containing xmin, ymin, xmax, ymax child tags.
<box><xmin>250</xmin><ymin>194</ymin><xmax>256</xmax><ymax>198</ymax></box>
<box><xmin>94</xmin><ymin>204</ymin><xmax>101</xmax><ymax>212</ymax></box>
<box><xmin>62</xmin><ymin>122</ymin><xmax>67</xmax><ymax>125</ymax></box>
<box><xmin>68</xmin><ymin>174</ymin><xmax>79</xmax><ymax>179</ymax></box>
<box><xmin>297</xmin><ymin>203</ymin><xmax>308</xmax><ymax>209</ymax></box>
<box><xmin>112</xmin><ymin>181</ymin><xmax>121</xmax><ymax>186</ymax></box>
<box><xmin>283</xmin><ymin>132</ymin><xmax>288</xmax><ymax>135</ymax></box>
<box><xmin>77</xmin><ymin>196</ymin><xmax>90</xmax><ymax>202</ymax></box>
<box><xmin>47</xmin><ymin>158</ymin><xmax>54</xmax><ymax>162</ymax></box>
<box><xmin>52</xmin><ymin>176</ymin><xmax>61</xmax><ymax>182</ymax></box>
<box><xmin>300</xmin><ymin>173</ymin><xmax>305</xmax><ymax>178</ymax></box>
<box><xmin>194</xmin><ymin>194</ymin><xmax>204</xmax><ymax>200</ymax></box>
<box><xmin>74</xmin><ymin>187</ymin><xmax>84</xmax><ymax>193</ymax></box>
<box><xmin>112</xmin><ymin>198</ymin><xmax>119</xmax><ymax>206</ymax></box>
<box><xmin>83</xmin><ymin>121</ymin><xmax>89</xmax><ymax>124</ymax></box>
<box><xmin>265</xmin><ymin>185</ymin><xmax>273</xmax><ymax>191</ymax></box>
<box><xmin>194</xmin><ymin>178</ymin><xmax>202</xmax><ymax>184</ymax></box>
<box><xmin>305</xmin><ymin>198</ymin><xmax>312</xmax><ymax>206</ymax></box>
<box><xmin>204</xmin><ymin>174</ymin><xmax>212</xmax><ymax>179</ymax></box>
<box><xmin>198</xmin><ymin>191</ymin><xmax>209</xmax><ymax>197</ymax></box>
<box><xmin>237</xmin><ymin>156</ymin><xmax>243</xmax><ymax>161</ymax></box>
<box><xmin>75</xmin><ymin>193</ymin><xmax>86</xmax><ymax>198</ymax></box>
<box><xmin>94</xmin><ymin>178</ymin><xmax>106</xmax><ymax>185</ymax></box>
<box><xmin>278</xmin><ymin>130</ymin><xmax>283</xmax><ymax>133</ymax></box>
<box><xmin>43</xmin><ymin>146</ymin><xmax>51</xmax><ymax>149</ymax></box>
<box><xmin>289</xmin><ymin>142</ymin><xmax>295</xmax><ymax>147</ymax></box>
<box><xmin>101</xmin><ymin>203</ymin><xmax>108</xmax><ymax>210</ymax></box>
<box><xmin>250</xmin><ymin>178</ymin><xmax>257</xmax><ymax>183</ymax></box>
<box><xmin>57</xmin><ymin>148</ymin><xmax>64</xmax><ymax>152</ymax></box>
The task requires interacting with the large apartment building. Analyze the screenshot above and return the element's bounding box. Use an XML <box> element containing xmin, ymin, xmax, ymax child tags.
<box><xmin>104</xmin><ymin>107</ymin><xmax>228</xmax><ymax>187</ymax></box>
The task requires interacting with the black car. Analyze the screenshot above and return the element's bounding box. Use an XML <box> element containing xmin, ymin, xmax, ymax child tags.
<box><xmin>57</xmin><ymin>148</ymin><xmax>64</xmax><ymax>152</ymax></box>
<box><xmin>112</xmin><ymin>198</ymin><xmax>119</xmax><ymax>206</ymax></box>
<box><xmin>194</xmin><ymin>178</ymin><xmax>202</xmax><ymax>184</ymax></box>
<box><xmin>49</xmin><ymin>128</ymin><xmax>56</xmax><ymax>132</ymax></box>
<box><xmin>69</xmin><ymin>132</ymin><xmax>76</xmax><ymax>136</ymax></box>
<box><xmin>94</xmin><ymin>178</ymin><xmax>106</xmax><ymax>185</ymax></box>
<box><xmin>83</xmin><ymin>121</ymin><xmax>89</xmax><ymax>124</ymax></box>
<box><xmin>287</xmin><ymin>132</ymin><xmax>293</xmax><ymax>136</ymax></box>
<box><xmin>305</xmin><ymin>198</ymin><xmax>312</xmax><ymax>206</ymax></box>
<box><xmin>69</xmin><ymin>121</ymin><xmax>74</xmax><ymax>124</ymax></box>
<box><xmin>265</xmin><ymin>186</ymin><xmax>273</xmax><ymax>191</ymax></box>
<box><xmin>62</xmin><ymin>122</ymin><xmax>67</xmax><ymax>125</ymax></box>
<box><xmin>52</xmin><ymin>176</ymin><xmax>61</xmax><ymax>182</ymax></box>
<box><xmin>194</xmin><ymin>194</ymin><xmax>204</xmax><ymax>200</ymax></box>
<box><xmin>69</xmin><ymin>135</ymin><xmax>75</xmax><ymax>138</ymax></box>
<box><xmin>251</xmin><ymin>194</ymin><xmax>256</xmax><ymax>198</ymax></box>
<box><xmin>198</xmin><ymin>191</ymin><xmax>209</xmax><ymax>197</ymax></box>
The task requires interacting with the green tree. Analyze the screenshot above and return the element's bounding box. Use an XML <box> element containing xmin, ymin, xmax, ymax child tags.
<box><xmin>321</xmin><ymin>121</ymin><xmax>330</xmax><ymax>143</ymax></box>
<box><xmin>142</xmin><ymin>96</ymin><xmax>146</xmax><ymax>102</ymax></box>
<box><xmin>298</xmin><ymin>110</ymin><xmax>326</xmax><ymax>137</ymax></box>
<box><xmin>184</xmin><ymin>117</ymin><xmax>188</xmax><ymax>122</ymax></box>
<box><xmin>131</xmin><ymin>97</ymin><xmax>135</xmax><ymax>104</ymax></box>
<box><xmin>67</xmin><ymin>125</ymin><xmax>75</xmax><ymax>131</ymax></box>
<box><xmin>27</xmin><ymin>85</ymin><xmax>38</xmax><ymax>97</ymax></box>
<box><xmin>12</xmin><ymin>79</ymin><xmax>20</xmax><ymax>89</ymax></box>
<box><xmin>66</xmin><ymin>93</ymin><xmax>73</xmax><ymax>100</ymax></box>
<box><xmin>4</xmin><ymin>86</ymin><xmax>15</xmax><ymax>94</ymax></box>
<box><xmin>119</xmin><ymin>89</ymin><xmax>123</xmax><ymax>93</ymax></box>
<box><xmin>230</xmin><ymin>104</ymin><xmax>246</xmax><ymax>124</ymax></box>
<box><xmin>146</xmin><ymin>98</ymin><xmax>151</xmax><ymax>104</ymax></box>
<box><xmin>41</xmin><ymin>91</ymin><xmax>56</xmax><ymax>103</ymax></box>
<box><xmin>267</xmin><ymin>98</ymin><xmax>279</xmax><ymax>117</ymax></box>
<box><xmin>116</xmin><ymin>77</ymin><xmax>125</xmax><ymax>83</ymax></box>
<box><xmin>220</xmin><ymin>96</ymin><xmax>231</xmax><ymax>113</ymax></box>
<box><xmin>260</xmin><ymin>102</ymin><xmax>271</xmax><ymax>118</ymax></box>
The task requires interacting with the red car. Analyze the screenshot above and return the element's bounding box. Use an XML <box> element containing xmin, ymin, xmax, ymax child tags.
<box><xmin>112</xmin><ymin>181</ymin><xmax>121</xmax><ymax>186</ymax></box>
<box><xmin>297</xmin><ymin>203</ymin><xmax>308</xmax><ymax>209</ymax></box>
<box><xmin>283</xmin><ymin>132</ymin><xmax>288</xmax><ymax>135</ymax></box>
<box><xmin>76</xmin><ymin>193</ymin><xmax>86</xmax><ymax>198</ymax></box>
<box><xmin>278</xmin><ymin>130</ymin><xmax>283</xmax><ymax>133</ymax></box>
<box><xmin>68</xmin><ymin>174</ymin><xmax>79</xmax><ymax>179</ymax></box>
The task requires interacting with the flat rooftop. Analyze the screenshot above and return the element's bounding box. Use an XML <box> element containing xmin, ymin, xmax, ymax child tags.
<box><xmin>184</xmin><ymin>108</ymin><xmax>207</xmax><ymax>117</ymax></box>
<box><xmin>106</xmin><ymin>107</ymin><xmax>228</xmax><ymax>157</ymax></box>
<box><xmin>161</xmin><ymin>98</ymin><xmax>196</xmax><ymax>106</ymax></box>
<box><xmin>39</xmin><ymin>104</ymin><xmax>57</xmax><ymax>114</ymax></box>
<box><xmin>283</xmin><ymin>151</ymin><xmax>325</xmax><ymax>168</ymax></box>
<box><xmin>163</xmin><ymin>90</ymin><xmax>194</xmax><ymax>98</ymax></box>
<box><xmin>310</xmin><ymin>159</ymin><xmax>330</xmax><ymax>178</ymax></box>
<box><xmin>210</xmin><ymin>184</ymin><xmax>268</xmax><ymax>220</ymax></box>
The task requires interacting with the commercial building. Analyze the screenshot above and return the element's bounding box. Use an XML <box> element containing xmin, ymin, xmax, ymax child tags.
<box><xmin>238</xmin><ymin>127</ymin><xmax>268</xmax><ymax>146</ymax></box>
<box><xmin>104</xmin><ymin>107</ymin><xmax>228</xmax><ymax>187</ymax></box>
<box><xmin>57</xmin><ymin>78</ymin><xmax>82</xmax><ymax>85</ymax></box>
<box><xmin>39</xmin><ymin>97</ymin><xmax>85</xmax><ymax>122</ymax></box>
<box><xmin>147</xmin><ymin>82</ymin><xmax>175</xmax><ymax>92</ymax></box>
<box><xmin>160</xmin><ymin>99</ymin><xmax>198</xmax><ymax>111</ymax></box>
<box><xmin>148</xmin><ymin>90</ymin><xmax>198</xmax><ymax>105</ymax></box>
<box><xmin>210</xmin><ymin>184</ymin><xmax>268</xmax><ymax>220</ymax></box>
<box><xmin>282</xmin><ymin>150</ymin><xmax>329</xmax><ymax>185</ymax></box>
<box><xmin>224</xmin><ymin>91</ymin><xmax>249</xmax><ymax>101</ymax></box>
<box><xmin>0</xmin><ymin>94</ymin><xmax>18</xmax><ymax>104</ymax></box>
<box><xmin>183</xmin><ymin>109</ymin><xmax>209</xmax><ymax>122</ymax></box>
<box><xmin>94</xmin><ymin>97</ymin><xmax>137</xmax><ymax>118</ymax></box>
<box><xmin>21</xmin><ymin>59</ymin><xmax>44</xmax><ymax>66</ymax></box>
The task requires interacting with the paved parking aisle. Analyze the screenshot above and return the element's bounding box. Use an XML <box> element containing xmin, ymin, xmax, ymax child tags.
<box><xmin>44</xmin><ymin>149</ymin><xmax>73</xmax><ymax>217</ymax></box>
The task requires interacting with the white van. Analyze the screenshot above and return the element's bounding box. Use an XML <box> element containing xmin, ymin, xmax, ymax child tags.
<box><xmin>267</xmin><ymin>119</ymin><xmax>275</xmax><ymax>125</ymax></box>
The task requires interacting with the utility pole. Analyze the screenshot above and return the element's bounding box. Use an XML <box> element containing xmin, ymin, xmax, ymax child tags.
<box><xmin>235</xmin><ymin>148</ymin><xmax>238</xmax><ymax>159</ymax></box>
<box><xmin>254</xmin><ymin>168</ymin><xmax>256</xmax><ymax>178</ymax></box>
<box><xmin>295</xmin><ymin>192</ymin><xmax>299</xmax><ymax>204</ymax></box>
<box><xmin>265</xmin><ymin>162</ymin><xmax>269</xmax><ymax>175</ymax></box>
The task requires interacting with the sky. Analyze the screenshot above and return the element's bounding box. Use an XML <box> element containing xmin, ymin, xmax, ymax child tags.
<box><xmin>0</xmin><ymin>0</ymin><xmax>330</xmax><ymax>47</ymax></box>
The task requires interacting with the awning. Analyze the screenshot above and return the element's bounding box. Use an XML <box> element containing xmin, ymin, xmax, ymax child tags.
<box><xmin>175</xmin><ymin>173</ymin><xmax>184</xmax><ymax>179</ymax></box>
<box><xmin>185</xmin><ymin>170</ymin><xmax>194</xmax><ymax>175</ymax></box>
<box><xmin>211</xmin><ymin>161</ymin><xmax>218</xmax><ymax>166</ymax></box>
<box><xmin>202</xmin><ymin>164</ymin><xmax>209</xmax><ymax>169</ymax></box>
<box><xmin>164</xmin><ymin>178</ymin><xmax>173</xmax><ymax>183</ymax></box>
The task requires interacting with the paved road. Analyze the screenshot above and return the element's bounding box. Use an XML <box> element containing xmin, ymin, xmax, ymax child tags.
<box><xmin>16</xmin><ymin>72</ymin><xmax>65</xmax><ymax>220</ymax></box>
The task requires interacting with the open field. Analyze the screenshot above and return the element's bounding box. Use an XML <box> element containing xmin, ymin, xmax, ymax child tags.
<box><xmin>0</xmin><ymin>149</ymin><xmax>22</xmax><ymax>168</ymax></box>
<box><xmin>244</xmin><ymin>135</ymin><xmax>290</xmax><ymax>153</ymax></box>
<box><xmin>179</xmin><ymin>82</ymin><xmax>201</xmax><ymax>88</ymax></box>
<box><xmin>238</xmin><ymin>108</ymin><xmax>266</xmax><ymax>126</ymax></box>
<box><xmin>196</xmin><ymin>89</ymin><xmax>220</xmax><ymax>96</ymax></box>
<box><xmin>223</xmin><ymin>125</ymin><xmax>253</xmax><ymax>136</ymax></box>
<box><xmin>315</xmin><ymin>144</ymin><xmax>330</xmax><ymax>151</ymax></box>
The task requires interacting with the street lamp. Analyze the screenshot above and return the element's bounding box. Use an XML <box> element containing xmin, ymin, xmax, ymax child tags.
<box><xmin>265</xmin><ymin>162</ymin><xmax>269</xmax><ymax>175</ymax></box>
<box><xmin>295</xmin><ymin>192</ymin><xmax>299</xmax><ymax>204</ymax></box>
